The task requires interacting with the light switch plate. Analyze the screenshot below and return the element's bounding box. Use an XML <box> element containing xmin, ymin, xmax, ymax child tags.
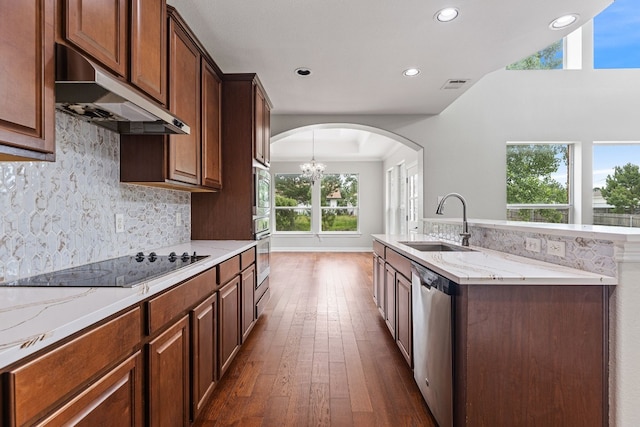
<box><xmin>525</xmin><ymin>238</ymin><xmax>541</xmax><ymax>253</ymax></box>
<box><xmin>547</xmin><ymin>240</ymin><xmax>566</xmax><ymax>257</ymax></box>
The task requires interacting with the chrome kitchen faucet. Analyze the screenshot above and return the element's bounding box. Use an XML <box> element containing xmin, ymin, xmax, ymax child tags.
<box><xmin>435</xmin><ymin>193</ymin><xmax>470</xmax><ymax>246</ymax></box>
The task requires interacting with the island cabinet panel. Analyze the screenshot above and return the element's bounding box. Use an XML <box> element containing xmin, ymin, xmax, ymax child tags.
<box><xmin>384</xmin><ymin>264</ymin><xmax>396</xmax><ymax>337</ymax></box>
<box><xmin>219</xmin><ymin>276</ymin><xmax>241</xmax><ymax>377</ymax></box>
<box><xmin>148</xmin><ymin>315</ymin><xmax>190</xmax><ymax>427</ymax></box>
<box><xmin>65</xmin><ymin>0</ymin><xmax>128</xmax><ymax>77</ymax></box>
<box><xmin>396</xmin><ymin>272</ymin><xmax>412</xmax><ymax>367</ymax></box>
<box><xmin>454</xmin><ymin>285</ymin><xmax>608</xmax><ymax>427</ymax></box>
<box><xmin>167</xmin><ymin>17</ymin><xmax>201</xmax><ymax>185</ymax></box>
<box><xmin>8</xmin><ymin>308</ymin><xmax>141</xmax><ymax>426</ymax></box>
<box><xmin>36</xmin><ymin>351</ymin><xmax>143</xmax><ymax>426</ymax></box>
<box><xmin>130</xmin><ymin>0</ymin><xmax>167</xmax><ymax>104</ymax></box>
<box><xmin>0</xmin><ymin>0</ymin><xmax>55</xmax><ymax>161</ymax></box>
<box><xmin>190</xmin><ymin>293</ymin><xmax>218</xmax><ymax>420</ymax></box>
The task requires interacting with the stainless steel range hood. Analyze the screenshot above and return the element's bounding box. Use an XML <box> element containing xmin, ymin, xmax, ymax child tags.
<box><xmin>55</xmin><ymin>44</ymin><xmax>190</xmax><ymax>135</ymax></box>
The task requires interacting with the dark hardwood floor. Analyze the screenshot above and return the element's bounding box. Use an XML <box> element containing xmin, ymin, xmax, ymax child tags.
<box><xmin>195</xmin><ymin>252</ymin><xmax>436</xmax><ymax>426</ymax></box>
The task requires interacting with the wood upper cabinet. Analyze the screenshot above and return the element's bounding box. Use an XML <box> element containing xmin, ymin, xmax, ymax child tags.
<box><xmin>130</xmin><ymin>0</ymin><xmax>167</xmax><ymax>104</ymax></box>
<box><xmin>148</xmin><ymin>315</ymin><xmax>190</xmax><ymax>427</ymax></box>
<box><xmin>120</xmin><ymin>7</ymin><xmax>222</xmax><ymax>192</ymax></box>
<box><xmin>201</xmin><ymin>59</ymin><xmax>222</xmax><ymax>189</ymax></box>
<box><xmin>65</xmin><ymin>0</ymin><xmax>128</xmax><ymax>77</ymax></box>
<box><xmin>191</xmin><ymin>293</ymin><xmax>218</xmax><ymax>420</ymax></box>
<box><xmin>0</xmin><ymin>0</ymin><xmax>55</xmax><ymax>161</ymax></box>
<box><xmin>254</xmin><ymin>84</ymin><xmax>271</xmax><ymax>166</ymax></box>
<box><xmin>168</xmin><ymin>16</ymin><xmax>200</xmax><ymax>185</ymax></box>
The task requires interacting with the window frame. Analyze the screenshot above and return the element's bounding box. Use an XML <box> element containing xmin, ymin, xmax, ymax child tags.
<box><xmin>319</xmin><ymin>173</ymin><xmax>360</xmax><ymax>234</ymax></box>
<box><xmin>506</xmin><ymin>141</ymin><xmax>575</xmax><ymax>224</ymax></box>
<box><xmin>273</xmin><ymin>173</ymin><xmax>313</xmax><ymax>234</ymax></box>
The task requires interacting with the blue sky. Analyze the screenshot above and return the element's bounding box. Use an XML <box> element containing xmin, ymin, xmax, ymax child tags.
<box><xmin>594</xmin><ymin>0</ymin><xmax>640</xmax><ymax>68</ymax></box>
<box><xmin>593</xmin><ymin>144</ymin><xmax>640</xmax><ymax>188</ymax></box>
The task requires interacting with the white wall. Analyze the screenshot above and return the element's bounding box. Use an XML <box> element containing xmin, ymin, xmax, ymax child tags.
<box><xmin>270</xmin><ymin>160</ymin><xmax>383</xmax><ymax>251</ymax></box>
<box><xmin>272</xmin><ymin>67</ymin><xmax>640</xmax><ymax>224</ymax></box>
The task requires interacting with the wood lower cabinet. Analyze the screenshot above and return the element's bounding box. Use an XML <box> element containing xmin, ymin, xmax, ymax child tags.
<box><xmin>191</xmin><ymin>293</ymin><xmax>218</xmax><ymax>420</ymax></box>
<box><xmin>219</xmin><ymin>276</ymin><xmax>241</xmax><ymax>377</ymax></box>
<box><xmin>395</xmin><ymin>272</ymin><xmax>412</xmax><ymax>367</ymax></box>
<box><xmin>241</xmin><ymin>264</ymin><xmax>256</xmax><ymax>343</ymax></box>
<box><xmin>64</xmin><ymin>0</ymin><xmax>128</xmax><ymax>77</ymax></box>
<box><xmin>0</xmin><ymin>0</ymin><xmax>55</xmax><ymax>161</ymax></box>
<box><xmin>384</xmin><ymin>264</ymin><xmax>396</xmax><ymax>337</ymax></box>
<box><xmin>36</xmin><ymin>352</ymin><xmax>143</xmax><ymax>426</ymax></box>
<box><xmin>373</xmin><ymin>254</ymin><xmax>385</xmax><ymax>315</ymax></box>
<box><xmin>148</xmin><ymin>315</ymin><xmax>190</xmax><ymax>427</ymax></box>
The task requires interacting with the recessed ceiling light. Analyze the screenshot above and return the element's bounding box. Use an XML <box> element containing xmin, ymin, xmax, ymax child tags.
<box><xmin>295</xmin><ymin>67</ymin><xmax>312</xmax><ymax>76</ymax></box>
<box><xmin>403</xmin><ymin>68</ymin><xmax>420</xmax><ymax>77</ymax></box>
<box><xmin>435</xmin><ymin>7</ymin><xmax>459</xmax><ymax>22</ymax></box>
<box><xmin>549</xmin><ymin>14</ymin><xmax>579</xmax><ymax>30</ymax></box>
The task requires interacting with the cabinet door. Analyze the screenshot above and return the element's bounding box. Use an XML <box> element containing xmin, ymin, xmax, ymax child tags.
<box><xmin>372</xmin><ymin>255</ymin><xmax>379</xmax><ymax>304</ymax></box>
<box><xmin>65</xmin><ymin>0</ymin><xmax>128</xmax><ymax>77</ymax></box>
<box><xmin>219</xmin><ymin>276</ymin><xmax>241</xmax><ymax>377</ymax></box>
<box><xmin>384</xmin><ymin>264</ymin><xmax>396</xmax><ymax>337</ymax></box>
<box><xmin>148</xmin><ymin>315</ymin><xmax>190</xmax><ymax>427</ymax></box>
<box><xmin>191</xmin><ymin>294</ymin><xmax>217</xmax><ymax>420</ymax></box>
<box><xmin>254</xmin><ymin>85</ymin><xmax>265</xmax><ymax>165</ymax></box>
<box><xmin>396</xmin><ymin>273</ymin><xmax>412</xmax><ymax>367</ymax></box>
<box><xmin>168</xmin><ymin>18</ymin><xmax>200</xmax><ymax>185</ymax></box>
<box><xmin>263</xmin><ymin>100</ymin><xmax>271</xmax><ymax>166</ymax></box>
<box><xmin>130</xmin><ymin>0</ymin><xmax>166</xmax><ymax>104</ymax></box>
<box><xmin>201</xmin><ymin>59</ymin><xmax>222</xmax><ymax>189</ymax></box>
<box><xmin>36</xmin><ymin>352</ymin><xmax>143</xmax><ymax>427</ymax></box>
<box><xmin>0</xmin><ymin>0</ymin><xmax>55</xmax><ymax>160</ymax></box>
<box><xmin>376</xmin><ymin>257</ymin><xmax>386</xmax><ymax>317</ymax></box>
<box><xmin>241</xmin><ymin>265</ymin><xmax>256</xmax><ymax>342</ymax></box>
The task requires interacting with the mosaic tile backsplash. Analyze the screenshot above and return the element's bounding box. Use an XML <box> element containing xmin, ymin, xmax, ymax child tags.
<box><xmin>423</xmin><ymin>220</ymin><xmax>617</xmax><ymax>277</ymax></box>
<box><xmin>0</xmin><ymin>113</ymin><xmax>191</xmax><ymax>282</ymax></box>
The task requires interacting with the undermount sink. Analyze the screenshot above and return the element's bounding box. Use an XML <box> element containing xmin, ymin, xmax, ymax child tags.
<box><xmin>398</xmin><ymin>241</ymin><xmax>475</xmax><ymax>252</ymax></box>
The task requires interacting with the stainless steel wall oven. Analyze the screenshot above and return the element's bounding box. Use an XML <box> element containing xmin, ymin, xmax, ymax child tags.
<box><xmin>254</xmin><ymin>166</ymin><xmax>271</xmax><ymax>286</ymax></box>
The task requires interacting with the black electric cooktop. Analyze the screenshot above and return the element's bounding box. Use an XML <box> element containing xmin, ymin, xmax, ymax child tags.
<box><xmin>0</xmin><ymin>252</ymin><xmax>209</xmax><ymax>288</ymax></box>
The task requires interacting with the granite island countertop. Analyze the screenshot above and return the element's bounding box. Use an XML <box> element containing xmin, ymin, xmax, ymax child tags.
<box><xmin>0</xmin><ymin>240</ymin><xmax>256</xmax><ymax>370</ymax></box>
<box><xmin>373</xmin><ymin>234</ymin><xmax>617</xmax><ymax>286</ymax></box>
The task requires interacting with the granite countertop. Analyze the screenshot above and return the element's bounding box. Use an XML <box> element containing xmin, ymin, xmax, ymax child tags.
<box><xmin>0</xmin><ymin>240</ymin><xmax>255</xmax><ymax>370</ymax></box>
<box><xmin>373</xmin><ymin>234</ymin><xmax>617</xmax><ymax>286</ymax></box>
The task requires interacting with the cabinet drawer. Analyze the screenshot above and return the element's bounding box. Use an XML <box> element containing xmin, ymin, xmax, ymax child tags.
<box><xmin>217</xmin><ymin>255</ymin><xmax>240</xmax><ymax>285</ymax></box>
<box><xmin>386</xmin><ymin>248</ymin><xmax>412</xmax><ymax>280</ymax></box>
<box><xmin>147</xmin><ymin>268</ymin><xmax>216</xmax><ymax>335</ymax></box>
<box><xmin>256</xmin><ymin>287</ymin><xmax>271</xmax><ymax>318</ymax></box>
<box><xmin>373</xmin><ymin>240</ymin><xmax>385</xmax><ymax>258</ymax></box>
<box><xmin>240</xmin><ymin>247</ymin><xmax>255</xmax><ymax>270</ymax></box>
<box><xmin>9</xmin><ymin>308</ymin><xmax>141</xmax><ymax>426</ymax></box>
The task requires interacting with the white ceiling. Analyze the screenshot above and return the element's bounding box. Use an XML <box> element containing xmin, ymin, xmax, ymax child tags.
<box><xmin>166</xmin><ymin>0</ymin><xmax>612</xmax><ymax>159</ymax></box>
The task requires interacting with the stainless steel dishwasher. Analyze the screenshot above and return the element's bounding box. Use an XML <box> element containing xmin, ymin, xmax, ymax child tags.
<box><xmin>411</xmin><ymin>261</ymin><xmax>453</xmax><ymax>427</ymax></box>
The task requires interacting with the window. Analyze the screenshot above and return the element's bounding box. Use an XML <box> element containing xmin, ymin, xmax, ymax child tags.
<box><xmin>274</xmin><ymin>174</ymin><xmax>312</xmax><ymax>232</ymax></box>
<box><xmin>593</xmin><ymin>143</ymin><xmax>640</xmax><ymax>227</ymax></box>
<box><xmin>594</xmin><ymin>0</ymin><xmax>640</xmax><ymax>69</ymax></box>
<box><xmin>506</xmin><ymin>143</ymin><xmax>572</xmax><ymax>223</ymax></box>
<box><xmin>274</xmin><ymin>173</ymin><xmax>360</xmax><ymax>234</ymax></box>
<box><xmin>320</xmin><ymin>173</ymin><xmax>359</xmax><ymax>232</ymax></box>
<box><xmin>506</xmin><ymin>40</ymin><xmax>563</xmax><ymax>70</ymax></box>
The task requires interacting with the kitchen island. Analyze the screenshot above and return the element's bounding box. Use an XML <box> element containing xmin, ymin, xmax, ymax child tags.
<box><xmin>373</xmin><ymin>233</ymin><xmax>615</xmax><ymax>427</ymax></box>
<box><xmin>0</xmin><ymin>240</ymin><xmax>257</xmax><ymax>426</ymax></box>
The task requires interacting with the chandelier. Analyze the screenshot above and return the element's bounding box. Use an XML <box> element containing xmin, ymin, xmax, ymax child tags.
<box><xmin>300</xmin><ymin>131</ymin><xmax>325</xmax><ymax>184</ymax></box>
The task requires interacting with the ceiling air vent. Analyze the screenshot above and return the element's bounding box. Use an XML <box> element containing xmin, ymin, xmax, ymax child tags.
<box><xmin>441</xmin><ymin>79</ymin><xmax>469</xmax><ymax>90</ymax></box>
